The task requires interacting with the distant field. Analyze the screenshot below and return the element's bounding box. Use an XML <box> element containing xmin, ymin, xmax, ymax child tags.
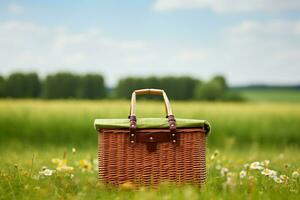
<box><xmin>238</xmin><ymin>89</ymin><xmax>300</xmax><ymax>102</ymax></box>
<box><xmin>0</xmin><ymin>100</ymin><xmax>299</xmax><ymax>147</ymax></box>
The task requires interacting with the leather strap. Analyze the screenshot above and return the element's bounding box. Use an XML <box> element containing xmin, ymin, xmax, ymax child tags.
<box><xmin>168</xmin><ymin>115</ymin><xmax>178</xmax><ymax>145</ymax></box>
<box><xmin>129</xmin><ymin>115</ymin><xmax>137</xmax><ymax>144</ymax></box>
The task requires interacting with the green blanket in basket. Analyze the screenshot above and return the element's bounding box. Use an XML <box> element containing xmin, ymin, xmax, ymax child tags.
<box><xmin>94</xmin><ymin>118</ymin><xmax>211</xmax><ymax>134</ymax></box>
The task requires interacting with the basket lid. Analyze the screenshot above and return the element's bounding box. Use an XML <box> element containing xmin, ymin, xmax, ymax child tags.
<box><xmin>94</xmin><ymin>118</ymin><xmax>211</xmax><ymax>135</ymax></box>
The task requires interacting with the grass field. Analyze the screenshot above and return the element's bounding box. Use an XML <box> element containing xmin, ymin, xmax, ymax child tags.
<box><xmin>0</xmin><ymin>100</ymin><xmax>300</xmax><ymax>147</ymax></box>
<box><xmin>1</xmin><ymin>146</ymin><xmax>299</xmax><ymax>199</ymax></box>
<box><xmin>0</xmin><ymin>100</ymin><xmax>300</xmax><ymax>199</ymax></box>
<box><xmin>239</xmin><ymin>89</ymin><xmax>300</xmax><ymax>102</ymax></box>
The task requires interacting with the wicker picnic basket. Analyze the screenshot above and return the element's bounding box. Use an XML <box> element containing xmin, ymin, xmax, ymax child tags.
<box><xmin>94</xmin><ymin>89</ymin><xmax>211</xmax><ymax>186</ymax></box>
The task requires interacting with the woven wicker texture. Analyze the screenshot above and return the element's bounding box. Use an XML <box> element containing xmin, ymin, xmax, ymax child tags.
<box><xmin>98</xmin><ymin>128</ymin><xmax>206</xmax><ymax>186</ymax></box>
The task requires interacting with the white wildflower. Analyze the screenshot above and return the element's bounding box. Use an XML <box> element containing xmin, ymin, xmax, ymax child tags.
<box><xmin>220</xmin><ymin>167</ymin><xmax>229</xmax><ymax>177</ymax></box>
<box><xmin>250</xmin><ymin>162</ymin><xmax>264</xmax><ymax>170</ymax></box>
<box><xmin>39</xmin><ymin>168</ymin><xmax>55</xmax><ymax>177</ymax></box>
<box><xmin>243</xmin><ymin>163</ymin><xmax>250</xmax><ymax>169</ymax></box>
<box><xmin>239</xmin><ymin>170</ymin><xmax>247</xmax><ymax>179</ymax></box>
<box><xmin>261</xmin><ymin>168</ymin><xmax>277</xmax><ymax>178</ymax></box>
<box><xmin>72</xmin><ymin>148</ymin><xmax>76</xmax><ymax>153</ymax></box>
<box><xmin>274</xmin><ymin>176</ymin><xmax>283</xmax><ymax>184</ymax></box>
<box><xmin>292</xmin><ymin>171</ymin><xmax>299</xmax><ymax>179</ymax></box>
<box><xmin>261</xmin><ymin>160</ymin><xmax>270</xmax><ymax>167</ymax></box>
<box><xmin>44</xmin><ymin>169</ymin><xmax>54</xmax><ymax>176</ymax></box>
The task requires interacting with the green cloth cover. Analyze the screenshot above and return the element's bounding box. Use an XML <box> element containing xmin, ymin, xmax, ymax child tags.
<box><xmin>94</xmin><ymin>118</ymin><xmax>211</xmax><ymax>135</ymax></box>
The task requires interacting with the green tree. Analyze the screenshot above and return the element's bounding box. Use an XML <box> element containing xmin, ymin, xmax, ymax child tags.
<box><xmin>5</xmin><ymin>73</ymin><xmax>41</xmax><ymax>98</ymax></box>
<box><xmin>78</xmin><ymin>74</ymin><xmax>106</xmax><ymax>99</ymax></box>
<box><xmin>0</xmin><ymin>75</ymin><xmax>5</xmax><ymax>97</ymax></box>
<box><xmin>44</xmin><ymin>72</ymin><xmax>80</xmax><ymax>99</ymax></box>
<box><xmin>25</xmin><ymin>73</ymin><xmax>41</xmax><ymax>97</ymax></box>
<box><xmin>115</xmin><ymin>76</ymin><xmax>198</xmax><ymax>100</ymax></box>
<box><xmin>193</xmin><ymin>75</ymin><xmax>227</xmax><ymax>101</ymax></box>
<box><xmin>211</xmin><ymin>75</ymin><xmax>227</xmax><ymax>91</ymax></box>
<box><xmin>5</xmin><ymin>73</ymin><xmax>27</xmax><ymax>98</ymax></box>
<box><xmin>115</xmin><ymin>77</ymin><xmax>146</xmax><ymax>99</ymax></box>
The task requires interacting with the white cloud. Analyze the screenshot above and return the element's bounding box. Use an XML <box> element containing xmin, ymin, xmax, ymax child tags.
<box><xmin>0</xmin><ymin>20</ymin><xmax>299</xmax><ymax>86</ymax></box>
<box><xmin>153</xmin><ymin>0</ymin><xmax>300</xmax><ymax>13</ymax></box>
<box><xmin>181</xmin><ymin>20</ymin><xmax>300</xmax><ymax>85</ymax></box>
<box><xmin>0</xmin><ymin>21</ymin><xmax>159</xmax><ymax>85</ymax></box>
<box><xmin>7</xmin><ymin>3</ymin><xmax>24</xmax><ymax>15</ymax></box>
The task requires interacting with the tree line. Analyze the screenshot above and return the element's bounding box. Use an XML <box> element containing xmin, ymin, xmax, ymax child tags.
<box><xmin>0</xmin><ymin>72</ymin><xmax>242</xmax><ymax>101</ymax></box>
<box><xmin>115</xmin><ymin>76</ymin><xmax>242</xmax><ymax>101</ymax></box>
<box><xmin>0</xmin><ymin>72</ymin><xmax>105</xmax><ymax>99</ymax></box>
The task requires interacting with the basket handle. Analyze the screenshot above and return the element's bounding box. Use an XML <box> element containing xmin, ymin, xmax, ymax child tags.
<box><xmin>128</xmin><ymin>89</ymin><xmax>177</xmax><ymax>146</ymax></box>
<box><xmin>129</xmin><ymin>88</ymin><xmax>173</xmax><ymax>117</ymax></box>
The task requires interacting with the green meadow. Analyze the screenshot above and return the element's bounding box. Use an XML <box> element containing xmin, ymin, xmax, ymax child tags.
<box><xmin>239</xmin><ymin>89</ymin><xmax>300</xmax><ymax>103</ymax></box>
<box><xmin>0</xmin><ymin>100</ymin><xmax>299</xmax><ymax>147</ymax></box>
<box><xmin>0</xmin><ymin>100</ymin><xmax>300</xmax><ymax>199</ymax></box>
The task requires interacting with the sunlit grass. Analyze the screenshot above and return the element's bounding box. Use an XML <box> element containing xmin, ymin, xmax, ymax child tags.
<box><xmin>0</xmin><ymin>100</ymin><xmax>299</xmax><ymax>147</ymax></box>
<box><xmin>239</xmin><ymin>89</ymin><xmax>300</xmax><ymax>102</ymax></box>
<box><xmin>0</xmin><ymin>147</ymin><xmax>299</xmax><ymax>199</ymax></box>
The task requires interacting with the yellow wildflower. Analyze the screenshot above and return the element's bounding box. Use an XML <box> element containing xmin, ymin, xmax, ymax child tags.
<box><xmin>52</xmin><ymin>158</ymin><xmax>73</xmax><ymax>173</ymax></box>
<box><xmin>79</xmin><ymin>159</ymin><xmax>92</xmax><ymax>172</ymax></box>
<box><xmin>52</xmin><ymin>158</ymin><xmax>67</xmax><ymax>166</ymax></box>
<box><xmin>210</xmin><ymin>150</ymin><xmax>220</xmax><ymax>161</ymax></box>
<box><xmin>56</xmin><ymin>165</ymin><xmax>74</xmax><ymax>173</ymax></box>
<box><xmin>280</xmin><ymin>175</ymin><xmax>289</xmax><ymax>183</ymax></box>
<box><xmin>120</xmin><ymin>181</ymin><xmax>136</xmax><ymax>190</ymax></box>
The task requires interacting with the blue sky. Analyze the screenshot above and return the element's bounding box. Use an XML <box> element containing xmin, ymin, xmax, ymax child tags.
<box><xmin>0</xmin><ymin>0</ymin><xmax>300</xmax><ymax>86</ymax></box>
